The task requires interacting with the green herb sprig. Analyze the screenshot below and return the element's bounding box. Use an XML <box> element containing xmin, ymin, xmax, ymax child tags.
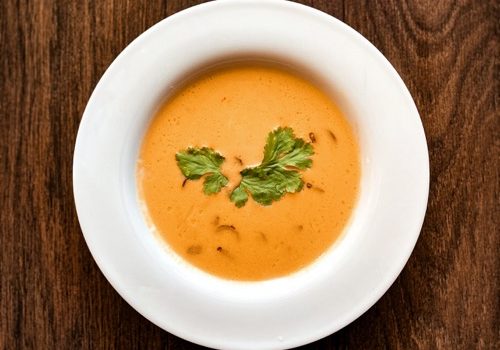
<box><xmin>230</xmin><ymin>127</ymin><xmax>313</xmax><ymax>207</ymax></box>
<box><xmin>175</xmin><ymin>127</ymin><xmax>314</xmax><ymax>207</ymax></box>
<box><xmin>175</xmin><ymin>147</ymin><xmax>229</xmax><ymax>195</ymax></box>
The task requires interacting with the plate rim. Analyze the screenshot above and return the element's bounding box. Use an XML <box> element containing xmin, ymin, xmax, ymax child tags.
<box><xmin>73</xmin><ymin>1</ymin><xmax>430</xmax><ymax>349</ymax></box>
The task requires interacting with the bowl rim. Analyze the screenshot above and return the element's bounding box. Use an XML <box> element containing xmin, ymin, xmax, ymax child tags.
<box><xmin>73</xmin><ymin>1</ymin><xmax>429</xmax><ymax>349</ymax></box>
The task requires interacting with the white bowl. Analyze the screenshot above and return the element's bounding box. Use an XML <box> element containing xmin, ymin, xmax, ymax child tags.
<box><xmin>73</xmin><ymin>1</ymin><xmax>429</xmax><ymax>349</ymax></box>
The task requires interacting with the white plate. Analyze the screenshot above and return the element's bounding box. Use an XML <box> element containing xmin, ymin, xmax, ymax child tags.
<box><xmin>73</xmin><ymin>1</ymin><xmax>429</xmax><ymax>349</ymax></box>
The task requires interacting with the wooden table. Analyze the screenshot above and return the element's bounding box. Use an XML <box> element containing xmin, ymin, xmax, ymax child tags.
<box><xmin>1</xmin><ymin>1</ymin><xmax>497</xmax><ymax>348</ymax></box>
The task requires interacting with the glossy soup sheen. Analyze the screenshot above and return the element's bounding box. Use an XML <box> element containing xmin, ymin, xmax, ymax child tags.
<box><xmin>138</xmin><ymin>63</ymin><xmax>360</xmax><ymax>280</ymax></box>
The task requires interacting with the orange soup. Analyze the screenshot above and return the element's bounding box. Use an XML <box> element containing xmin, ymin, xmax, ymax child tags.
<box><xmin>138</xmin><ymin>63</ymin><xmax>360</xmax><ymax>280</ymax></box>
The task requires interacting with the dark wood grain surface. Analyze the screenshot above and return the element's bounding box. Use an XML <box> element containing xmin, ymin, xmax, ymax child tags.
<box><xmin>1</xmin><ymin>0</ymin><xmax>498</xmax><ymax>349</ymax></box>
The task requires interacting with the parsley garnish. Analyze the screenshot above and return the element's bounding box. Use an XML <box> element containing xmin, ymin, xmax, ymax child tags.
<box><xmin>175</xmin><ymin>128</ymin><xmax>314</xmax><ymax>206</ymax></box>
<box><xmin>175</xmin><ymin>147</ymin><xmax>229</xmax><ymax>195</ymax></box>
<box><xmin>230</xmin><ymin>127</ymin><xmax>314</xmax><ymax>207</ymax></box>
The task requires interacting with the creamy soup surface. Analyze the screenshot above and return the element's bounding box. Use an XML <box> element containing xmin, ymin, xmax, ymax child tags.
<box><xmin>138</xmin><ymin>63</ymin><xmax>360</xmax><ymax>280</ymax></box>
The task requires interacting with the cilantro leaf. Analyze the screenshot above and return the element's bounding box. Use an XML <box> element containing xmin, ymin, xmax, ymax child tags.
<box><xmin>175</xmin><ymin>147</ymin><xmax>229</xmax><ymax>195</ymax></box>
<box><xmin>229</xmin><ymin>185</ymin><xmax>249</xmax><ymax>207</ymax></box>
<box><xmin>230</xmin><ymin>127</ymin><xmax>314</xmax><ymax>207</ymax></box>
